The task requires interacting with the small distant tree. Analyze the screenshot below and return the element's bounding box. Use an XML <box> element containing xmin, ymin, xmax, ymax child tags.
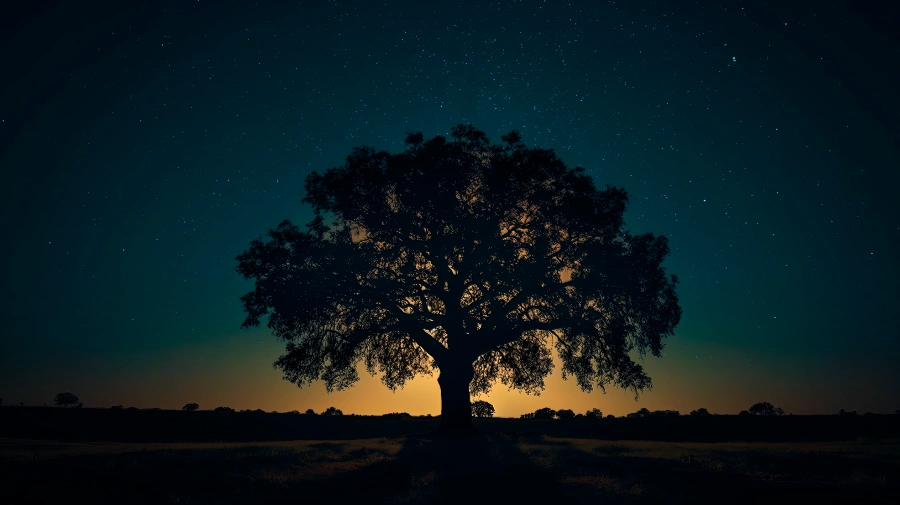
<box><xmin>626</xmin><ymin>407</ymin><xmax>650</xmax><ymax>418</ymax></box>
<box><xmin>585</xmin><ymin>408</ymin><xmax>603</xmax><ymax>419</ymax></box>
<box><xmin>110</xmin><ymin>405</ymin><xmax>124</xmax><ymax>410</ymax></box>
<box><xmin>575</xmin><ymin>413</ymin><xmax>584</xmax><ymax>419</ymax></box>
<box><xmin>556</xmin><ymin>409</ymin><xmax>576</xmax><ymax>420</ymax></box>
<box><xmin>288</xmin><ymin>410</ymin><xmax>300</xmax><ymax>414</ymax></box>
<box><xmin>649</xmin><ymin>409</ymin><xmax>679</xmax><ymax>416</ymax></box>
<box><xmin>472</xmin><ymin>400</ymin><xmax>495</xmax><ymax>418</ymax></box>
<box><xmin>606</xmin><ymin>414</ymin><xmax>615</xmax><ymax>419</ymax></box>
<box><xmin>54</xmin><ymin>392</ymin><xmax>79</xmax><ymax>408</ymax></box>
<box><xmin>748</xmin><ymin>402</ymin><xmax>784</xmax><ymax>416</ymax></box>
<box><xmin>533</xmin><ymin>407</ymin><xmax>556</xmax><ymax>420</ymax></box>
<box><xmin>182</xmin><ymin>403</ymin><xmax>200</xmax><ymax>411</ymax></box>
<box><xmin>838</xmin><ymin>409</ymin><xmax>858</xmax><ymax>416</ymax></box>
<box><xmin>214</xmin><ymin>406</ymin><xmax>235</xmax><ymax>412</ymax></box>
<box><xmin>322</xmin><ymin>406</ymin><xmax>343</xmax><ymax>416</ymax></box>
<box><xmin>690</xmin><ymin>408</ymin><xmax>710</xmax><ymax>416</ymax></box>
<box><xmin>305</xmin><ymin>408</ymin><xmax>317</xmax><ymax>415</ymax></box>
<box><xmin>738</xmin><ymin>410</ymin><xmax>750</xmax><ymax>416</ymax></box>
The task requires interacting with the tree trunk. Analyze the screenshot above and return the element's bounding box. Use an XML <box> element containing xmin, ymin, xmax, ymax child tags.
<box><xmin>435</xmin><ymin>362</ymin><xmax>478</xmax><ymax>435</ymax></box>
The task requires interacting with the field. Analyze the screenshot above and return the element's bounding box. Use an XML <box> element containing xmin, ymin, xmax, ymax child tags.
<box><xmin>2</xmin><ymin>435</ymin><xmax>898</xmax><ymax>504</ymax></box>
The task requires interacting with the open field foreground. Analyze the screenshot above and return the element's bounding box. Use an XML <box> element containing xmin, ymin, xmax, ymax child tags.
<box><xmin>2</xmin><ymin>436</ymin><xmax>898</xmax><ymax>504</ymax></box>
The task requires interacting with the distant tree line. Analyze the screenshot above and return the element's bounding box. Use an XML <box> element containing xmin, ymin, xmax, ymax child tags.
<box><xmin>11</xmin><ymin>393</ymin><xmax>895</xmax><ymax>418</ymax></box>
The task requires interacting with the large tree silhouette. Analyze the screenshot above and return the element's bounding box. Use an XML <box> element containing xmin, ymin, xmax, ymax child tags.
<box><xmin>236</xmin><ymin>125</ymin><xmax>681</xmax><ymax>434</ymax></box>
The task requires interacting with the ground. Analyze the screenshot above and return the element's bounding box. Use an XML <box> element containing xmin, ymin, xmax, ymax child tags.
<box><xmin>2</xmin><ymin>436</ymin><xmax>897</xmax><ymax>504</ymax></box>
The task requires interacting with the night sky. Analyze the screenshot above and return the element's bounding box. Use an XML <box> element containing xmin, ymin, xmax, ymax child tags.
<box><xmin>2</xmin><ymin>1</ymin><xmax>897</xmax><ymax>417</ymax></box>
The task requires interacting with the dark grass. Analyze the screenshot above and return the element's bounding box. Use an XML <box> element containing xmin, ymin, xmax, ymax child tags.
<box><xmin>2</xmin><ymin>436</ymin><xmax>898</xmax><ymax>504</ymax></box>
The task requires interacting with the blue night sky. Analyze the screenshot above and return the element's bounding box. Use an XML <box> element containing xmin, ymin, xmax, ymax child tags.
<box><xmin>1</xmin><ymin>1</ymin><xmax>897</xmax><ymax>416</ymax></box>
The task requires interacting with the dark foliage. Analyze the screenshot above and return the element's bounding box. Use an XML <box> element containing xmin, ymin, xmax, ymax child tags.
<box><xmin>748</xmin><ymin>402</ymin><xmax>784</xmax><ymax>416</ymax></box>
<box><xmin>236</xmin><ymin>126</ymin><xmax>681</xmax><ymax>432</ymax></box>
<box><xmin>690</xmin><ymin>408</ymin><xmax>711</xmax><ymax>416</ymax></box>
<box><xmin>472</xmin><ymin>400</ymin><xmax>495</xmax><ymax>418</ymax></box>
<box><xmin>53</xmin><ymin>392</ymin><xmax>79</xmax><ymax>408</ymax></box>
<box><xmin>322</xmin><ymin>406</ymin><xmax>344</xmax><ymax>416</ymax></box>
<box><xmin>382</xmin><ymin>412</ymin><xmax>413</xmax><ymax>419</ymax></box>
<box><xmin>556</xmin><ymin>409</ymin><xmax>576</xmax><ymax>420</ymax></box>
<box><xmin>533</xmin><ymin>407</ymin><xmax>557</xmax><ymax>420</ymax></box>
<box><xmin>3</xmin><ymin>408</ymin><xmax>900</xmax><ymax>444</ymax></box>
<box><xmin>213</xmin><ymin>406</ymin><xmax>235</xmax><ymax>412</ymax></box>
<box><xmin>585</xmin><ymin>408</ymin><xmax>603</xmax><ymax>419</ymax></box>
<box><xmin>182</xmin><ymin>403</ymin><xmax>199</xmax><ymax>411</ymax></box>
<box><xmin>305</xmin><ymin>409</ymin><xmax>317</xmax><ymax>415</ymax></box>
<box><xmin>627</xmin><ymin>408</ymin><xmax>651</xmax><ymax>418</ymax></box>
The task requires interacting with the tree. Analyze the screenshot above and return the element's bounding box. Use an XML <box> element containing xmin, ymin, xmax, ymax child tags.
<box><xmin>322</xmin><ymin>406</ymin><xmax>343</xmax><ymax>416</ymax></box>
<box><xmin>236</xmin><ymin>125</ymin><xmax>682</xmax><ymax>434</ymax></box>
<box><xmin>690</xmin><ymin>408</ymin><xmax>710</xmax><ymax>416</ymax></box>
<box><xmin>471</xmin><ymin>400</ymin><xmax>495</xmax><ymax>418</ymax></box>
<box><xmin>748</xmin><ymin>402</ymin><xmax>784</xmax><ymax>416</ymax></box>
<box><xmin>54</xmin><ymin>392</ymin><xmax>79</xmax><ymax>408</ymax></box>
<box><xmin>627</xmin><ymin>408</ymin><xmax>651</xmax><ymax>418</ymax></box>
<box><xmin>305</xmin><ymin>408</ymin><xmax>317</xmax><ymax>415</ymax></box>
<box><xmin>533</xmin><ymin>407</ymin><xmax>557</xmax><ymax>420</ymax></box>
<box><xmin>182</xmin><ymin>403</ymin><xmax>200</xmax><ymax>411</ymax></box>
<box><xmin>214</xmin><ymin>406</ymin><xmax>234</xmax><ymax>412</ymax></box>
<box><xmin>585</xmin><ymin>408</ymin><xmax>603</xmax><ymax>419</ymax></box>
<box><xmin>556</xmin><ymin>409</ymin><xmax>576</xmax><ymax>420</ymax></box>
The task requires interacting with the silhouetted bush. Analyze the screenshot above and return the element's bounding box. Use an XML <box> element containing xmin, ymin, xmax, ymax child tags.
<box><xmin>182</xmin><ymin>403</ymin><xmax>199</xmax><ymax>411</ymax></box>
<box><xmin>690</xmin><ymin>408</ymin><xmax>711</xmax><ymax>416</ymax></box>
<box><xmin>748</xmin><ymin>402</ymin><xmax>784</xmax><ymax>416</ymax></box>
<box><xmin>472</xmin><ymin>400</ymin><xmax>495</xmax><ymax>418</ymax></box>
<box><xmin>305</xmin><ymin>409</ymin><xmax>316</xmax><ymax>415</ymax></box>
<box><xmin>627</xmin><ymin>408</ymin><xmax>651</xmax><ymax>418</ymax></box>
<box><xmin>650</xmin><ymin>409</ymin><xmax>680</xmax><ymax>417</ymax></box>
<box><xmin>382</xmin><ymin>412</ymin><xmax>412</xmax><ymax>419</ymax></box>
<box><xmin>585</xmin><ymin>408</ymin><xmax>603</xmax><ymax>419</ymax></box>
<box><xmin>322</xmin><ymin>407</ymin><xmax>343</xmax><ymax>416</ymax></box>
<box><xmin>110</xmin><ymin>405</ymin><xmax>124</xmax><ymax>410</ymax></box>
<box><xmin>213</xmin><ymin>406</ymin><xmax>235</xmax><ymax>412</ymax></box>
<box><xmin>533</xmin><ymin>408</ymin><xmax>556</xmax><ymax>420</ymax></box>
<box><xmin>739</xmin><ymin>410</ymin><xmax>751</xmax><ymax>416</ymax></box>
<box><xmin>556</xmin><ymin>409</ymin><xmax>576</xmax><ymax>420</ymax></box>
<box><xmin>54</xmin><ymin>392</ymin><xmax>79</xmax><ymax>408</ymax></box>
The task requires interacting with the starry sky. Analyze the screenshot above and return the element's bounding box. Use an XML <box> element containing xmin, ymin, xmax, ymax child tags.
<box><xmin>2</xmin><ymin>1</ymin><xmax>898</xmax><ymax>417</ymax></box>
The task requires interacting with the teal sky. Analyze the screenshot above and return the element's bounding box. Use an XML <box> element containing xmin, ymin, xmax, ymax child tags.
<box><xmin>1</xmin><ymin>1</ymin><xmax>897</xmax><ymax>415</ymax></box>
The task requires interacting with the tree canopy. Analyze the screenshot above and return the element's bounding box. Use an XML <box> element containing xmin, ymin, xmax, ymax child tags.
<box><xmin>748</xmin><ymin>402</ymin><xmax>784</xmax><ymax>416</ymax></box>
<box><xmin>182</xmin><ymin>403</ymin><xmax>200</xmax><ymax>411</ymax></box>
<box><xmin>471</xmin><ymin>400</ymin><xmax>495</xmax><ymax>418</ymax></box>
<box><xmin>54</xmin><ymin>392</ymin><xmax>79</xmax><ymax>408</ymax></box>
<box><xmin>236</xmin><ymin>125</ymin><xmax>681</xmax><ymax>433</ymax></box>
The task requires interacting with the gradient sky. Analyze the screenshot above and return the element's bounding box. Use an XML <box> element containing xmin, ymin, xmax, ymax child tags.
<box><xmin>2</xmin><ymin>1</ymin><xmax>897</xmax><ymax>417</ymax></box>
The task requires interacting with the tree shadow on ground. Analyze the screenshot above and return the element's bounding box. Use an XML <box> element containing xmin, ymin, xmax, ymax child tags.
<box><xmin>287</xmin><ymin>432</ymin><xmax>558</xmax><ymax>504</ymax></box>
